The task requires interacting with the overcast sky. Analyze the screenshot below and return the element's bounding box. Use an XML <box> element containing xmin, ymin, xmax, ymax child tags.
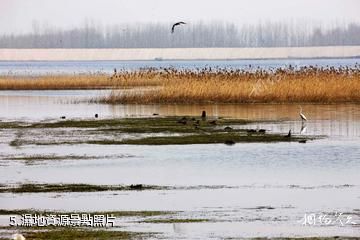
<box><xmin>1</xmin><ymin>0</ymin><xmax>360</xmax><ymax>34</ymax></box>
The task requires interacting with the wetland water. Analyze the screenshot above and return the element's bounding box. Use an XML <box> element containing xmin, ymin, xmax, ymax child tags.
<box><xmin>0</xmin><ymin>59</ymin><xmax>359</xmax><ymax>239</ymax></box>
<box><xmin>0</xmin><ymin>58</ymin><xmax>359</xmax><ymax>75</ymax></box>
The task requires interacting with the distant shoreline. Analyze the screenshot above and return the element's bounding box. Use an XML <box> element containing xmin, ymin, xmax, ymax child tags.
<box><xmin>1</xmin><ymin>46</ymin><xmax>360</xmax><ymax>61</ymax></box>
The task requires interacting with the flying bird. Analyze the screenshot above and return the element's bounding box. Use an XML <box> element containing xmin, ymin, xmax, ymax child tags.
<box><xmin>171</xmin><ymin>22</ymin><xmax>186</xmax><ymax>33</ymax></box>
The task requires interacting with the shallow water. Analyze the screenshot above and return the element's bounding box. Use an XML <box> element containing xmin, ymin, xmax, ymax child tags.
<box><xmin>0</xmin><ymin>58</ymin><xmax>359</xmax><ymax>75</ymax></box>
<box><xmin>0</xmin><ymin>98</ymin><xmax>359</xmax><ymax>238</ymax></box>
<box><xmin>0</xmin><ymin>64</ymin><xmax>360</xmax><ymax>238</ymax></box>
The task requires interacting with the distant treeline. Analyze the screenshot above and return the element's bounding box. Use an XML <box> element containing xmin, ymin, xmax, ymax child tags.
<box><xmin>1</xmin><ymin>21</ymin><xmax>360</xmax><ymax>48</ymax></box>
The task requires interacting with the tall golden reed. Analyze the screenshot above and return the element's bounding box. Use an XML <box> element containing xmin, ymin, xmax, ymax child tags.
<box><xmin>0</xmin><ymin>74</ymin><xmax>112</xmax><ymax>90</ymax></box>
<box><xmin>104</xmin><ymin>66</ymin><xmax>360</xmax><ymax>104</ymax></box>
<box><xmin>1</xmin><ymin>66</ymin><xmax>359</xmax><ymax>103</ymax></box>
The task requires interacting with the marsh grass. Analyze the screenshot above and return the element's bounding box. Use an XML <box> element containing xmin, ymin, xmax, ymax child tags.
<box><xmin>102</xmin><ymin>66</ymin><xmax>360</xmax><ymax>104</ymax></box>
<box><xmin>0</xmin><ymin>69</ymin><xmax>164</xmax><ymax>90</ymax></box>
<box><xmin>2</xmin><ymin>67</ymin><xmax>359</xmax><ymax>103</ymax></box>
<box><xmin>1</xmin><ymin>117</ymin><xmax>311</xmax><ymax>146</ymax></box>
<box><xmin>2</xmin><ymin>117</ymin><xmax>312</xmax><ymax>146</ymax></box>
<box><xmin>0</xmin><ymin>74</ymin><xmax>112</xmax><ymax>90</ymax></box>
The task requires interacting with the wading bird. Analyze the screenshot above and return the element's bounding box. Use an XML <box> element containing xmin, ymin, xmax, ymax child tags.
<box><xmin>171</xmin><ymin>22</ymin><xmax>186</xmax><ymax>33</ymax></box>
<box><xmin>285</xmin><ymin>129</ymin><xmax>292</xmax><ymax>138</ymax></box>
<box><xmin>299</xmin><ymin>106</ymin><xmax>307</xmax><ymax>122</ymax></box>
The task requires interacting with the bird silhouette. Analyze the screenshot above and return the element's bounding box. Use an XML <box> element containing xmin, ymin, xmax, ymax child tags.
<box><xmin>171</xmin><ymin>22</ymin><xmax>186</xmax><ymax>33</ymax></box>
<box><xmin>285</xmin><ymin>129</ymin><xmax>292</xmax><ymax>138</ymax></box>
<box><xmin>258</xmin><ymin>129</ymin><xmax>266</xmax><ymax>134</ymax></box>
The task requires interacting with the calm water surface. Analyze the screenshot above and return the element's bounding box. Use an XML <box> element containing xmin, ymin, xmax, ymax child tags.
<box><xmin>0</xmin><ymin>59</ymin><xmax>359</xmax><ymax>239</ymax></box>
<box><xmin>0</xmin><ymin>58</ymin><xmax>359</xmax><ymax>75</ymax></box>
<box><xmin>0</xmin><ymin>92</ymin><xmax>359</xmax><ymax>238</ymax></box>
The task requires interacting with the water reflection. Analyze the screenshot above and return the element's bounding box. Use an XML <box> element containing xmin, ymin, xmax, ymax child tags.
<box><xmin>1</xmin><ymin>60</ymin><xmax>360</xmax><ymax>238</ymax></box>
<box><xmin>1</xmin><ymin>90</ymin><xmax>359</xmax><ymax>137</ymax></box>
<box><xmin>1</xmin><ymin>91</ymin><xmax>360</xmax><ymax>238</ymax></box>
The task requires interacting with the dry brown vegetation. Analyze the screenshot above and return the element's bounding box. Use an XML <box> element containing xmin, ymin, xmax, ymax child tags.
<box><xmin>103</xmin><ymin>66</ymin><xmax>360</xmax><ymax>104</ymax></box>
<box><xmin>1</xmin><ymin>66</ymin><xmax>360</xmax><ymax>103</ymax></box>
<box><xmin>0</xmin><ymin>74</ymin><xmax>113</xmax><ymax>90</ymax></box>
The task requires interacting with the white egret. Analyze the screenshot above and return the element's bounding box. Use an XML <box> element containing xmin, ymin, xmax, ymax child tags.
<box><xmin>299</xmin><ymin>106</ymin><xmax>307</xmax><ymax>122</ymax></box>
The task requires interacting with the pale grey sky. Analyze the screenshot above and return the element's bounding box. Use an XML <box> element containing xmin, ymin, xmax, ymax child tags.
<box><xmin>1</xmin><ymin>0</ymin><xmax>360</xmax><ymax>34</ymax></box>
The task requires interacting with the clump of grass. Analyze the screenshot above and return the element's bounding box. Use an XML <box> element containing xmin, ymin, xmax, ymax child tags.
<box><xmin>101</xmin><ymin>66</ymin><xmax>360</xmax><ymax>104</ymax></box>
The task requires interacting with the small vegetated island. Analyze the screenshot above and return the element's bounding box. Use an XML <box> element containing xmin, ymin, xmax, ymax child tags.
<box><xmin>2</xmin><ymin>116</ymin><xmax>312</xmax><ymax>147</ymax></box>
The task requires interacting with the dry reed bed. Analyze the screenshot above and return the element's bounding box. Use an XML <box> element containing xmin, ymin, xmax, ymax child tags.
<box><xmin>0</xmin><ymin>69</ymin><xmax>164</xmax><ymax>90</ymax></box>
<box><xmin>103</xmin><ymin>66</ymin><xmax>360</xmax><ymax>104</ymax></box>
<box><xmin>0</xmin><ymin>74</ymin><xmax>112</xmax><ymax>90</ymax></box>
<box><xmin>1</xmin><ymin>66</ymin><xmax>360</xmax><ymax>103</ymax></box>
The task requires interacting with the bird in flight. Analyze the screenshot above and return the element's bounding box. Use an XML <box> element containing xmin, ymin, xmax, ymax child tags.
<box><xmin>171</xmin><ymin>22</ymin><xmax>186</xmax><ymax>33</ymax></box>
